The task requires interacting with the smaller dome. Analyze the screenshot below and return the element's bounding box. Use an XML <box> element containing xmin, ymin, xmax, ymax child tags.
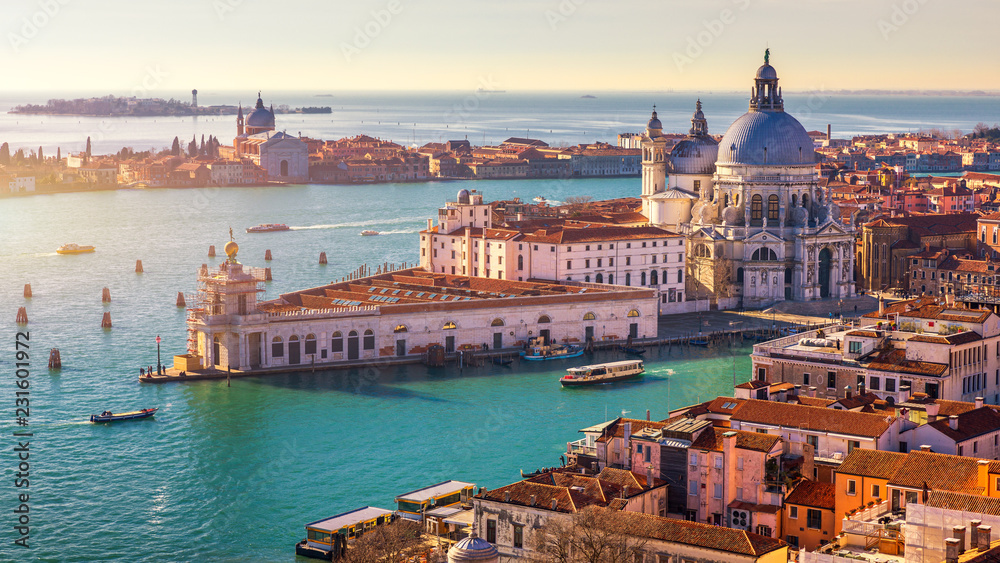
<box><xmin>669</xmin><ymin>137</ymin><xmax>719</xmax><ymax>175</ymax></box>
<box><xmin>448</xmin><ymin>532</ymin><xmax>500</xmax><ymax>563</ymax></box>
<box><xmin>756</xmin><ymin>64</ymin><xmax>778</xmax><ymax>80</ymax></box>
<box><xmin>224</xmin><ymin>241</ymin><xmax>239</xmax><ymax>259</ymax></box>
<box><xmin>647</xmin><ymin>110</ymin><xmax>662</xmax><ymax>131</ymax></box>
<box><xmin>457</xmin><ymin>189</ymin><xmax>470</xmax><ymax>204</ymax></box>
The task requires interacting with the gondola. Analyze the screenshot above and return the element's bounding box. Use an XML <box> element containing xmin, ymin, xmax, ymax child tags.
<box><xmin>689</xmin><ymin>338</ymin><xmax>709</xmax><ymax>347</ymax></box>
<box><xmin>90</xmin><ymin>408</ymin><xmax>158</xmax><ymax>423</ymax></box>
<box><xmin>620</xmin><ymin>346</ymin><xmax>646</xmax><ymax>356</ymax></box>
<box><xmin>492</xmin><ymin>357</ymin><xmax>514</xmax><ymax>366</ymax></box>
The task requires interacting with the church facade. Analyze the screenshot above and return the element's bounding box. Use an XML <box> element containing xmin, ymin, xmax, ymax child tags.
<box><xmin>642</xmin><ymin>53</ymin><xmax>856</xmax><ymax>309</ymax></box>
<box><xmin>221</xmin><ymin>93</ymin><xmax>309</xmax><ymax>182</ymax></box>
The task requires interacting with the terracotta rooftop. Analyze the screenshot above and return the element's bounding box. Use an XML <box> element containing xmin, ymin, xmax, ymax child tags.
<box><xmin>690</xmin><ymin>427</ymin><xmax>781</xmax><ymax>454</ymax></box>
<box><xmin>866</xmin><ymin>349</ymin><xmax>948</xmax><ymax>377</ymax></box>
<box><xmin>925</xmin><ymin>490</ymin><xmax>1000</xmax><ymax>517</ymax></box>
<box><xmin>888</xmin><ymin>451</ymin><xmax>999</xmax><ymax>494</ymax></box>
<box><xmin>596</xmin><ymin>509</ymin><xmax>787</xmax><ymax>556</ymax></box>
<box><xmin>836</xmin><ymin>449</ymin><xmax>907</xmax><ymax>480</ymax></box>
<box><xmin>731</xmin><ymin>399</ymin><xmax>895</xmax><ymax>438</ymax></box>
<box><xmin>785</xmin><ymin>480</ymin><xmax>836</xmax><ymax>510</ymax></box>
<box><xmin>925</xmin><ymin>407</ymin><xmax>1000</xmax><ymax>442</ymax></box>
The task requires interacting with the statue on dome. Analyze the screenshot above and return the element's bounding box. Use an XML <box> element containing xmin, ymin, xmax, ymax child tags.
<box><xmin>764</xmin><ymin>48</ymin><xmax>770</xmax><ymax>65</ymax></box>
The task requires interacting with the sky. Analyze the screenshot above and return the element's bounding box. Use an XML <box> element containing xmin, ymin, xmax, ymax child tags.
<box><xmin>3</xmin><ymin>0</ymin><xmax>998</xmax><ymax>93</ymax></box>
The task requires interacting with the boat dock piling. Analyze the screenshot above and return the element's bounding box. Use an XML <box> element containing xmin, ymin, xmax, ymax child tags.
<box><xmin>15</xmin><ymin>307</ymin><xmax>28</xmax><ymax>324</ymax></box>
<box><xmin>102</xmin><ymin>287</ymin><xmax>111</xmax><ymax>303</ymax></box>
<box><xmin>264</xmin><ymin>249</ymin><xmax>272</xmax><ymax>261</ymax></box>
<box><xmin>208</xmin><ymin>245</ymin><xmax>216</xmax><ymax>257</ymax></box>
<box><xmin>48</xmin><ymin>348</ymin><xmax>61</xmax><ymax>369</ymax></box>
<box><xmin>176</xmin><ymin>292</ymin><xmax>186</xmax><ymax>307</ymax></box>
<box><xmin>135</xmin><ymin>260</ymin><xmax>143</xmax><ymax>273</ymax></box>
<box><xmin>319</xmin><ymin>252</ymin><xmax>327</xmax><ymax>265</ymax></box>
<box><xmin>101</xmin><ymin>312</ymin><xmax>112</xmax><ymax>329</ymax></box>
<box><xmin>23</xmin><ymin>283</ymin><xmax>31</xmax><ymax>298</ymax></box>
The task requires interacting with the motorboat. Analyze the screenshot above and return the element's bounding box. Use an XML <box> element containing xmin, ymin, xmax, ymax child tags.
<box><xmin>520</xmin><ymin>337</ymin><xmax>584</xmax><ymax>361</ymax></box>
<box><xmin>360</xmin><ymin>230</ymin><xmax>380</xmax><ymax>236</ymax></box>
<box><xmin>90</xmin><ymin>407</ymin><xmax>158</xmax><ymax>423</ymax></box>
<box><xmin>246</xmin><ymin>224</ymin><xmax>290</xmax><ymax>233</ymax></box>
<box><xmin>560</xmin><ymin>360</ymin><xmax>644</xmax><ymax>387</ymax></box>
<box><xmin>57</xmin><ymin>244</ymin><xmax>95</xmax><ymax>254</ymax></box>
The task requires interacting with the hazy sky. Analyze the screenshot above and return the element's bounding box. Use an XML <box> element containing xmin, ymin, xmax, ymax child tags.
<box><xmin>4</xmin><ymin>0</ymin><xmax>997</xmax><ymax>93</ymax></box>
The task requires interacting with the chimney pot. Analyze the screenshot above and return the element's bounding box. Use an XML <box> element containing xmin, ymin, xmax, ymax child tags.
<box><xmin>551</xmin><ymin>498</ymin><xmax>558</xmax><ymax>510</ymax></box>
<box><xmin>920</xmin><ymin>445</ymin><xmax>932</xmax><ymax>452</ymax></box>
<box><xmin>845</xmin><ymin>385</ymin><xmax>853</xmax><ymax>399</ymax></box>
<box><xmin>979</xmin><ymin>525</ymin><xmax>992</xmax><ymax>552</ymax></box>
<box><xmin>972</xmin><ymin>520</ymin><xmax>983</xmax><ymax>549</ymax></box>
<box><xmin>947</xmin><ymin>538</ymin><xmax>961</xmax><ymax>563</ymax></box>
<box><xmin>949</xmin><ymin>415</ymin><xmax>959</xmax><ymax>431</ymax></box>
<box><xmin>810</xmin><ymin>386</ymin><xmax>817</xmax><ymax>398</ymax></box>
<box><xmin>954</xmin><ymin>526</ymin><xmax>967</xmax><ymax>554</ymax></box>
<box><xmin>977</xmin><ymin>397</ymin><xmax>985</xmax><ymax>409</ymax></box>
<box><xmin>505</xmin><ymin>490</ymin><xmax>511</xmax><ymax>502</ymax></box>
<box><xmin>529</xmin><ymin>494</ymin><xmax>536</xmax><ymax>507</ymax></box>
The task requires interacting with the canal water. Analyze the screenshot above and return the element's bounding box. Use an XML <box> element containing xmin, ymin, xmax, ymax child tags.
<box><xmin>0</xmin><ymin>179</ymin><xmax>752</xmax><ymax>562</ymax></box>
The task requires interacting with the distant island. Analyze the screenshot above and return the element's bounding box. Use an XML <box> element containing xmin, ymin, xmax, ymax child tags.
<box><xmin>10</xmin><ymin>95</ymin><xmax>330</xmax><ymax>117</ymax></box>
<box><xmin>581</xmin><ymin>95</ymin><xmax>597</xmax><ymax>99</ymax></box>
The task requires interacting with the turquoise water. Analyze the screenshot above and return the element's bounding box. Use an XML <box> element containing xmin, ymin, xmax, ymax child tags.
<box><xmin>0</xmin><ymin>179</ymin><xmax>754</xmax><ymax>562</ymax></box>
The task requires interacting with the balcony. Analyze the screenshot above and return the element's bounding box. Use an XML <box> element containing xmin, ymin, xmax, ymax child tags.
<box><xmin>567</xmin><ymin>438</ymin><xmax>596</xmax><ymax>457</ymax></box>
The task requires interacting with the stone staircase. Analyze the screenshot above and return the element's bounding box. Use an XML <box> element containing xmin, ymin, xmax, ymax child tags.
<box><xmin>760</xmin><ymin>295</ymin><xmax>880</xmax><ymax>318</ymax></box>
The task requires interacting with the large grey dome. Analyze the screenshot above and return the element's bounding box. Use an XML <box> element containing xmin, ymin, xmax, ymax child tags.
<box><xmin>717</xmin><ymin>111</ymin><xmax>815</xmax><ymax>166</ymax></box>
<box><xmin>669</xmin><ymin>138</ymin><xmax>718</xmax><ymax>175</ymax></box>
<box><xmin>246</xmin><ymin>93</ymin><xmax>275</xmax><ymax>129</ymax></box>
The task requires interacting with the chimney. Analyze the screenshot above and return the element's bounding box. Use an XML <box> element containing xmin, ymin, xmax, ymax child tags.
<box><xmin>647</xmin><ymin>466</ymin><xmax>654</xmax><ymax>490</ymax></box>
<box><xmin>972</xmin><ymin>520</ymin><xmax>983</xmax><ymax>549</ymax></box>
<box><xmin>920</xmin><ymin>445</ymin><xmax>932</xmax><ymax>452</ymax></box>
<box><xmin>954</xmin><ymin>526</ymin><xmax>967</xmax><ymax>554</ymax></box>
<box><xmin>504</xmin><ymin>490</ymin><xmax>511</xmax><ymax>502</ymax></box>
<box><xmin>550</xmin><ymin>498</ymin><xmax>558</xmax><ymax>510</ymax></box>
<box><xmin>977</xmin><ymin>397</ymin><xmax>985</xmax><ymax>409</ymax></box>
<box><xmin>845</xmin><ymin>385</ymin><xmax>853</xmax><ymax>399</ymax></box>
<box><xmin>979</xmin><ymin>525</ymin><xmax>992</xmax><ymax>552</ymax></box>
<box><xmin>427</xmin><ymin>218</ymin><xmax>433</xmax><ymax>231</ymax></box>
<box><xmin>623</xmin><ymin>485</ymin><xmax>630</xmax><ymax>498</ymax></box>
<box><xmin>810</xmin><ymin>386</ymin><xmax>817</xmax><ymax>398</ymax></box>
<box><xmin>949</xmin><ymin>415</ymin><xmax>959</xmax><ymax>431</ymax></box>
<box><xmin>946</xmin><ymin>538</ymin><xmax>961</xmax><ymax>563</ymax></box>
<box><xmin>529</xmin><ymin>495</ymin><xmax>536</xmax><ymax>507</ymax></box>
<box><xmin>859</xmin><ymin>382</ymin><xmax>866</xmax><ymax>396</ymax></box>
<box><xmin>926</xmin><ymin>401</ymin><xmax>941</xmax><ymax>419</ymax></box>
<box><xmin>879</xmin><ymin>294</ymin><xmax>885</xmax><ymax>315</ymax></box>
<box><xmin>793</xmin><ymin>384</ymin><xmax>802</xmax><ymax>398</ymax></box>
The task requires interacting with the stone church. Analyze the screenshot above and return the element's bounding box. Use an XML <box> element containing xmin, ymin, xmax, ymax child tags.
<box><xmin>642</xmin><ymin>52</ymin><xmax>856</xmax><ymax>308</ymax></box>
<box><xmin>224</xmin><ymin>92</ymin><xmax>309</xmax><ymax>182</ymax></box>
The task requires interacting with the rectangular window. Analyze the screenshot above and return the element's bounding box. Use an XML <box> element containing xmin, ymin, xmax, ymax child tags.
<box><xmin>714</xmin><ymin>456</ymin><xmax>723</xmax><ymax>469</ymax></box>
<box><xmin>848</xmin><ymin>440</ymin><xmax>861</xmax><ymax>453</ymax></box>
<box><xmin>513</xmin><ymin>524</ymin><xmax>523</xmax><ymax>549</ymax></box>
<box><xmin>790</xmin><ymin>506</ymin><xmax>798</xmax><ymax>519</ymax></box>
<box><xmin>737</xmin><ymin>456</ymin><xmax>744</xmax><ymax>470</ymax></box>
<box><xmin>713</xmin><ymin>483</ymin><xmax>723</xmax><ymax>499</ymax></box>
<box><xmin>807</xmin><ymin>509</ymin><xmax>822</xmax><ymax>530</ymax></box>
<box><xmin>847</xmin><ymin>479</ymin><xmax>857</xmax><ymax>495</ymax></box>
<box><xmin>886</xmin><ymin>378</ymin><xmax>896</xmax><ymax>393</ymax></box>
<box><xmin>786</xmin><ymin>535</ymin><xmax>800</xmax><ymax>548</ymax></box>
<box><xmin>872</xmin><ymin>484</ymin><xmax>880</xmax><ymax>498</ymax></box>
<box><xmin>870</xmin><ymin>376</ymin><xmax>880</xmax><ymax>391</ymax></box>
<box><xmin>690</xmin><ymin>454</ymin><xmax>698</xmax><ymax>466</ymax></box>
<box><xmin>849</xmin><ymin>341</ymin><xmax>862</xmax><ymax>354</ymax></box>
<box><xmin>597</xmin><ymin>258</ymin><xmax>602</xmax><ymax>268</ymax></box>
<box><xmin>803</xmin><ymin>372</ymin><xmax>810</xmax><ymax>386</ymax></box>
<box><xmin>585</xmin><ymin>259</ymin><xmax>590</xmax><ymax>268</ymax></box>
<box><xmin>609</xmin><ymin>258</ymin><xmax>614</xmax><ymax>266</ymax></box>
<box><xmin>626</xmin><ymin>257</ymin><xmax>631</xmax><ymax>266</ymax></box>
<box><xmin>486</xmin><ymin>519</ymin><xmax>496</xmax><ymax>543</ymax></box>
<box><xmin>567</xmin><ymin>261</ymin><xmax>572</xmax><ymax>270</ymax></box>
<box><xmin>806</xmin><ymin>435</ymin><xmax>818</xmax><ymax>449</ymax></box>
<box><xmin>736</xmin><ymin>487</ymin><xmax>743</xmax><ymax>500</ymax></box>
<box><xmin>689</xmin><ymin>481</ymin><xmax>697</xmax><ymax>495</ymax></box>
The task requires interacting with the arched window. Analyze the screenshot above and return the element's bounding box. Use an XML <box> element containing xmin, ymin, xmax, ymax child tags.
<box><xmin>802</xmin><ymin>194</ymin><xmax>809</xmax><ymax>209</ymax></box>
<box><xmin>677</xmin><ymin>270</ymin><xmax>683</xmax><ymax>283</ymax></box>
<box><xmin>305</xmin><ymin>333</ymin><xmax>317</xmax><ymax>355</ymax></box>
<box><xmin>331</xmin><ymin>331</ymin><xmax>343</xmax><ymax>353</ymax></box>
<box><xmin>767</xmin><ymin>195</ymin><xmax>779</xmax><ymax>220</ymax></box>
<box><xmin>443</xmin><ymin>321</ymin><xmax>457</xmax><ymax>330</ymax></box>
<box><xmin>596</xmin><ymin>273</ymin><xmax>604</xmax><ymax>283</ymax></box>
<box><xmin>289</xmin><ymin>334</ymin><xmax>299</xmax><ymax>343</ymax></box>
<box><xmin>349</xmin><ymin>330</ymin><xmax>358</xmax><ymax>337</ymax></box>
<box><xmin>736</xmin><ymin>267</ymin><xmax>744</xmax><ymax>283</ymax></box>
<box><xmin>751</xmin><ymin>194</ymin><xmax>763</xmax><ymax>222</ymax></box>
<box><xmin>650</xmin><ymin>270</ymin><xmax>658</xmax><ymax>285</ymax></box>
<box><xmin>272</xmin><ymin>336</ymin><xmax>284</xmax><ymax>357</ymax></box>
<box><xmin>538</xmin><ymin>315</ymin><xmax>551</xmax><ymax>324</ymax></box>
<box><xmin>791</xmin><ymin>194</ymin><xmax>797</xmax><ymax>208</ymax></box>
<box><xmin>363</xmin><ymin>329</ymin><xmax>375</xmax><ymax>350</ymax></box>
<box><xmin>694</xmin><ymin>244</ymin><xmax>711</xmax><ymax>258</ymax></box>
<box><xmin>585</xmin><ymin>275</ymin><xmax>590</xmax><ymax>282</ymax></box>
<box><xmin>517</xmin><ymin>255</ymin><xmax>524</xmax><ymax>270</ymax></box>
<box><xmin>627</xmin><ymin>309</ymin><xmax>640</xmax><ymax>318</ymax></box>
<box><xmin>490</xmin><ymin>318</ymin><xmax>505</xmax><ymax>327</ymax></box>
<box><xmin>583</xmin><ymin>312</ymin><xmax>596</xmax><ymax>321</ymax></box>
<box><xmin>641</xmin><ymin>271</ymin><xmax>647</xmax><ymax>285</ymax></box>
<box><xmin>280</xmin><ymin>160</ymin><xmax>289</xmax><ymax>177</ymax></box>
<box><xmin>608</xmin><ymin>274</ymin><xmax>614</xmax><ymax>284</ymax></box>
<box><xmin>751</xmin><ymin>248</ymin><xmax>778</xmax><ymax>261</ymax></box>
<box><xmin>625</xmin><ymin>273</ymin><xmax>631</xmax><ymax>286</ymax></box>
<box><xmin>394</xmin><ymin>325</ymin><xmax>407</xmax><ymax>333</ymax></box>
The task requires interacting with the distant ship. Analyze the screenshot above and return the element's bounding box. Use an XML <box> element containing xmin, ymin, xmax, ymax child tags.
<box><xmin>581</xmin><ymin>95</ymin><xmax>597</xmax><ymax>99</ymax></box>
<box><xmin>246</xmin><ymin>224</ymin><xmax>290</xmax><ymax>233</ymax></box>
<box><xmin>360</xmin><ymin>230</ymin><xmax>380</xmax><ymax>236</ymax></box>
<box><xmin>57</xmin><ymin>243</ymin><xmax>95</xmax><ymax>254</ymax></box>
<box><xmin>297</xmin><ymin>107</ymin><xmax>332</xmax><ymax>114</ymax></box>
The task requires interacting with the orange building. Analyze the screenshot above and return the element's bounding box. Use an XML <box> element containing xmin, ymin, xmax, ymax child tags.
<box><xmin>782</xmin><ymin>480</ymin><xmax>836</xmax><ymax>551</ymax></box>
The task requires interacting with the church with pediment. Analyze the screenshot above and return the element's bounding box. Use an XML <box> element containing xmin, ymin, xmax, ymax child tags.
<box><xmin>641</xmin><ymin>52</ymin><xmax>856</xmax><ymax>308</ymax></box>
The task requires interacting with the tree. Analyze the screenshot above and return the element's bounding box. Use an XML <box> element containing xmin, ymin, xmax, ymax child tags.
<box><xmin>342</xmin><ymin>519</ymin><xmax>425</xmax><ymax>563</ymax></box>
<box><xmin>56</xmin><ymin>147</ymin><xmax>61</xmax><ymax>162</ymax></box>
<box><xmin>171</xmin><ymin>136</ymin><xmax>181</xmax><ymax>156</ymax></box>
<box><xmin>0</xmin><ymin>142</ymin><xmax>9</xmax><ymax>165</ymax></box>
<box><xmin>530</xmin><ymin>507</ymin><xmax>649</xmax><ymax>563</ymax></box>
<box><xmin>85</xmin><ymin>136</ymin><xmax>92</xmax><ymax>158</ymax></box>
<box><xmin>187</xmin><ymin>136</ymin><xmax>198</xmax><ymax>158</ymax></box>
<box><xmin>974</xmin><ymin>122</ymin><xmax>991</xmax><ymax>137</ymax></box>
<box><xmin>563</xmin><ymin>195</ymin><xmax>594</xmax><ymax>213</ymax></box>
<box><xmin>38</xmin><ymin>146</ymin><xmax>43</xmax><ymax>162</ymax></box>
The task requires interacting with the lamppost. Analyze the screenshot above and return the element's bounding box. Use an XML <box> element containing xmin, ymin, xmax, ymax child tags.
<box><xmin>156</xmin><ymin>335</ymin><xmax>161</xmax><ymax>374</ymax></box>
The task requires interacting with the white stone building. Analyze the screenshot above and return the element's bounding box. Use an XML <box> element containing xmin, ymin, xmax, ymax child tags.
<box><xmin>220</xmin><ymin>93</ymin><xmax>309</xmax><ymax>182</ymax></box>
<box><xmin>642</xmin><ymin>52</ymin><xmax>856</xmax><ymax>308</ymax></box>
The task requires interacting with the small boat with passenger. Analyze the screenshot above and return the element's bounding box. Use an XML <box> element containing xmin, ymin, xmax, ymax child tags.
<box><xmin>520</xmin><ymin>337</ymin><xmax>584</xmax><ymax>361</ymax></box>
<box><xmin>560</xmin><ymin>359</ymin><xmax>644</xmax><ymax>387</ymax></box>
<box><xmin>360</xmin><ymin>230</ymin><xmax>380</xmax><ymax>236</ymax></box>
<box><xmin>90</xmin><ymin>407</ymin><xmax>158</xmax><ymax>423</ymax></box>
<box><xmin>246</xmin><ymin>223</ymin><xmax>290</xmax><ymax>233</ymax></box>
<box><xmin>57</xmin><ymin>244</ymin><xmax>96</xmax><ymax>254</ymax></box>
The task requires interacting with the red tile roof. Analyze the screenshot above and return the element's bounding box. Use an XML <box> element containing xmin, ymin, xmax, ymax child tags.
<box><xmin>690</xmin><ymin>427</ymin><xmax>781</xmax><ymax>454</ymax></box>
<box><xmin>785</xmin><ymin>480</ymin><xmax>836</xmax><ymax>510</ymax></box>
<box><xmin>731</xmin><ymin>400</ymin><xmax>895</xmax><ymax>438</ymax></box>
<box><xmin>836</xmin><ymin>449</ymin><xmax>907</xmax><ymax>480</ymax></box>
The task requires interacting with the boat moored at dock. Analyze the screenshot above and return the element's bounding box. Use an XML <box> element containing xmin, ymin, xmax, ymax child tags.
<box><xmin>560</xmin><ymin>359</ymin><xmax>644</xmax><ymax>386</ymax></box>
<box><xmin>297</xmin><ymin>506</ymin><xmax>395</xmax><ymax>560</ymax></box>
<box><xmin>520</xmin><ymin>337</ymin><xmax>584</xmax><ymax>361</ymax></box>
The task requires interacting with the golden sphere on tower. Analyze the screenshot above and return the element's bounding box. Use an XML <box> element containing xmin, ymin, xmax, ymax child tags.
<box><xmin>224</xmin><ymin>240</ymin><xmax>239</xmax><ymax>259</ymax></box>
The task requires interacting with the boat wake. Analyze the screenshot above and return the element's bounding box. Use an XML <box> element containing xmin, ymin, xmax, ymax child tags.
<box><xmin>289</xmin><ymin>217</ymin><xmax>421</xmax><ymax>231</ymax></box>
<box><xmin>376</xmin><ymin>229</ymin><xmax>419</xmax><ymax>235</ymax></box>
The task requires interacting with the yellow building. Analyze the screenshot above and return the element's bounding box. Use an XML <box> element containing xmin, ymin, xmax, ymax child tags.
<box><xmin>783</xmin><ymin>480</ymin><xmax>836</xmax><ymax>551</ymax></box>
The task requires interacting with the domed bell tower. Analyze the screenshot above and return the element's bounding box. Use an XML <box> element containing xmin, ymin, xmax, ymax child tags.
<box><xmin>641</xmin><ymin>106</ymin><xmax>668</xmax><ymax>201</ymax></box>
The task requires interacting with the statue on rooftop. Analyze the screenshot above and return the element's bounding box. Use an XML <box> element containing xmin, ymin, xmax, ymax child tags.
<box><xmin>764</xmin><ymin>48</ymin><xmax>770</xmax><ymax>65</ymax></box>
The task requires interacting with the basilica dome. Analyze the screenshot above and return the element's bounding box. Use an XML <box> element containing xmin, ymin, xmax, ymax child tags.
<box><xmin>716</xmin><ymin>111</ymin><xmax>815</xmax><ymax>166</ymax></box>
<box><xmin>668</xmin><ymin>100</ymin><xmax>718</xmax><ymax>175</ymax></box>
<box><xmin>246</xmin><ymin>93</ymin><xmax>275</xmax><ymax>129</ymax></box>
